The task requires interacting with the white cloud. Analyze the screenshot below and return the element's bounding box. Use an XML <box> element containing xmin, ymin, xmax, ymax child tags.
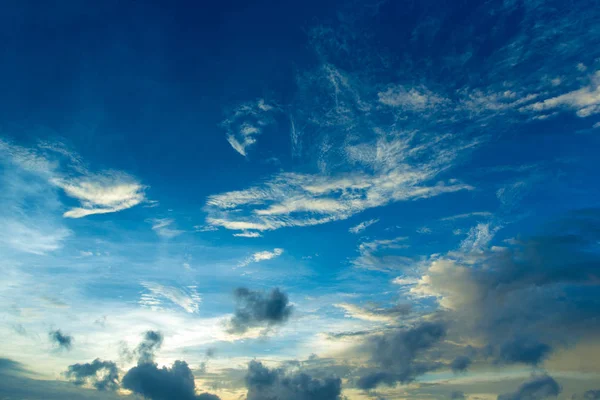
<box><xmin>233</xmin><ymin>231</ymin><xmax>263</xmax><ymax>238</ymax></box>
<box><xmin>222</xmin><ymin>99</ymin><xmax>278</xmax><ymax>156</ymax></box>
<box><xmin>239</xmin><ymin>248</ymin><xmax>284</xmax><ymax>267</ymax></box>
<box><xmin>148</xmin><ymin>218</ymin><xmax>183</xmax><ymax>238</ymax></box>
<box><xmin>352</xmin><ymin>237</ymin><xmax>410</xmax><ymax>271</ymax></box>
<box><xmin>0</xmin><ymin>219</ymin><xmax>71</xmax><ymax>255</ymax></box>
<box><xmin>378</xmin><ymin>85</ymin><xmax>448</xmax><ymax>110</ymax></box>
<box><xmin>460</xmin><ymin>223</ymin><xmax>498</xmax><ymax>253</ymax></box>
<box><xmin>441</xmin><ymin>211</ymin><xmax>493</xmax><ymax>221</ymax></box>
<box><xmin>349</xmin><ymin>218</ymin><xmax>379</xmax><ymax>234</ymax></box>
<box><xmin>140</xmin><ymin>282</ymin><xmax>201</xmax><ymax>313</ymax></box>
<box><xmin>334</xmin><ymin>302</ymin><xmax>409</xmax><ymax>322</ymax></box>
<box><xmin>526</xmin><ymin>71</ymin><xmax>600</xmax><ymax>117</ymax></box>
<box><xmin>55</xmin><ymin>173</ymin><xmax>146</xmax><ymax>218</ymax></box>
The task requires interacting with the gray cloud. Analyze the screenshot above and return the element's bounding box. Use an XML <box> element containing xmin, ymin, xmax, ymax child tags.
<box><xmin>67</xmin><ymin>331</ymin><xmax>220</xmax><ymax>400</ymax></box>
<box><xmin>65</xmin><ymin>359</ymin><xmax>119</xmax><ymax>391</ymax></box>
<box><xmin>451</xmin><ymin>392</ymin><xmax>466</xmax><ymax>399</ymax></box>
<box><xmin>136</xmin><ymin>330</ymin><xmax>164</xmax><ymax>364</ymax></box>
<box><xmin>245</xmin><ymin>360</ymin><xmax>342</xmax><ymax>400</ymax></box>
<box><xmin>583</xmin><ymin>390</ymin><xmax>600</xmax><ymax>400</ymax></box>
<box><xmin>49</xmin><ymin>330</ymin><xmax>73</xmax><ymax>350</ymax></box>
<box><xmin>228</xmin><ymin>287</ymin><xmax>293</xmax><ymax>334</ymax></box>
<box><xmin>497</xmin><ymin>337</ymin><xmax>551</xmax><ymax>366</ymax></box>
<box><xmin>411</xmin><ymin>210</ymin><xmax>600</xmax><ymax>368</ymax></box>
<box><xmin>450</xmin><ymin>356</ymin><xmax>472</xmax><ymax>373</ymax></box>
<box><xmin>497</xmin><ymin>375</ymin><xmax>561</xmax><ymax>400</ymax></box>
<box><xmin>357</xmin><ymin>321</ymin><xmax>446</xmax><ymax>389</ymax></box>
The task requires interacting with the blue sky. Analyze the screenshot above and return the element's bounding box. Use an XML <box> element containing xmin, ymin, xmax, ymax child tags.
<box><xmin>1</xmin><ymin>1</ymin><xmax>600</xmax><ymax>399</ymax></box>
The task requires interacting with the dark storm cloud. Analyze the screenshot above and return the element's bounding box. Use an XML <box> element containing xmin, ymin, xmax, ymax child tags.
<box><xmin>228</xmin><ymin>287</ymin><xmax>293</xmax><ymax>334</ymax></box>
<box><xmin>49</xmin><ymin>329</ymin><xmax>73</xmax><ymax>350</ymax></box>
<box><xmin>450</xmin><ymin>356</ymin><xmax>471</xmax><ymax>373</ymax></box>
<box><xmin>123</xmin><ymin>360</ymin><xmax>219</xmax><ymax>400</ymax></box>
<box><xmin>66</xmin><ymin>359</ymin><xmax>119</xmax><ymax>391</ymax></box>
<box><xmin>245</xmin><ymin>360</ymin><xmax>342</xmax><ymax>400</ymax></box>
<box><xmin>356</xmin><ymin>321</ymin><xmax>446</xmax><ymax>389</ymax></box>
<box><xmin>497</xmin><ymin>375</ymin><xmax>561</xmax><ymax>400</ymax></box>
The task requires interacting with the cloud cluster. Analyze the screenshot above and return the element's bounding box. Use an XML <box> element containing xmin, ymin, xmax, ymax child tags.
<box><xmin>245</xmin><ymin>360</ymin><xmax>342</xmax><ymax>400</ymax></box>
<box><xmin>67</xmin><ymin>331</ymin><xmax>220</xmax><ymax>400</ymax></box>
<box><xmin>228</xmin><ymin>287</ymin><xmax>293</xmax><ymax>334</ymax></box>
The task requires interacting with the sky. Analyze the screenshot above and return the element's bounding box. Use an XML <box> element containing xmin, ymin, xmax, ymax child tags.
<box><xmin>1</xmin><ymin>0</ymin><xmax>600</xmax><ymax>399</ymax></box>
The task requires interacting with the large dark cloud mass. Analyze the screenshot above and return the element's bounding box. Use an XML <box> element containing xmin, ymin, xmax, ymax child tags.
<box><xmin>245</xmin><ymin>360</ymin><xmax>342</xmax><ymax>400</ymax></box>
<box><xmin>66</xmin><ymin>359</ymin><xmax>119</xmax><ymax>391</ymax></box>
<box><xmin>49</xmin><ymin>329</ymin><xmax>73</xmax><ymax>350</ymax></box>
<box><xmin>357</xmin><ymin>321</ymin><xmax>446</xmax><ymax>389</ymax></box>
<box><xmin>410</xmin><ymin>210</ymin><xmax>600</xmax><ymax>372</ymax></box>
<box><xmin>497</xmin><ymin>375</ymin><xmax>561</xmax><ymax>400</ymax></box>
<box><xmin>228</xmin><ymin>287</ymin><xmax>293</xmax><ymax>334</ymax></box>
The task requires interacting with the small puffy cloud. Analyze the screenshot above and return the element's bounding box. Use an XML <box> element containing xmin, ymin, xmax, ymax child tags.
<box><xmin>228</xmin><ymin>287</ymin><xmax>293</xmax><ymax>334</ymax></box>
<box><xmin>497</xmin><ymin>374</ymin><xmax>561</xmax><ymax>400</ymax></box>
<box><xmin>66</xmin><ymin>359</ymin><xmax>119</xmax><ymax>391</ymax></box>
<box><xmin>49</xmin><ymin>329</ymin><xmax>73</xmax><ymax>350</ymax></box>
<box><xmin>148</xmin><ymin>218</ymin><xmax>184</xmax><ymax>239</ymax></box>
<box><xmin>349</xmin><ymin>218</ymin><xmax>379</xmax><ymax>234</ymax></box>
<box><xmin>245</xmin><ymin>360</ymin><xmax>342</xmax><ymax>400</ymax></box>
<box><xmin>239</xmin><ymin>248</ymin><xmax>283</xmax><ymax>267</ymax></box>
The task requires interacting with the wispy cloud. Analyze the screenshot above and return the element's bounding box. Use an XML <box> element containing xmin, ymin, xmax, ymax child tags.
<box><xmin>238</xmin><ymin>248</ymin><xmax>284</xmax><ymax>267</ymax></box>
<box><xmin>0</xmin><ymin>139</ymin><xmax>148</xmax><ymax>220</ymax></box>
<box><xmin>526</xmin><ymin>71</ymin><xmax>600</xmax><ymax>117</ymax></box>
<box><xmin>139</xmin><ymin>282</ymin><xmax>201</xmax><ymax>313</ymax></box>
<box><xmin>147</xmin><ymin>218</ymin><xmax>183</xmax><ymax>239</ymax></box>
<box><xmin>441</xmin><ymin>211</ymin><xmax>493</xmax><ymax>221</ymax></box>
<box><xmin>222</xmin><ymin>99</ymin><xmax>277</xmax><ymax>156</ymax></box>
<box><xmin>348</xmin><ymin>218</ymin><xmax>379</xmax><ymax>234</ymax></box>
<box><xmin>334</xmin><ymin>302</ymin><xmax>410</xmax><ymax>322</ymax></box>
<box><xmin>233</xmin><ymin>231</ymin><xmax>263</xmax><ymax>238</ymax></box>
<box><xmin>55</xmin><ymin>173</ymin><xmax>146</xmax><ymax>218</ymax></box>
<box><xmin>351</xmin><ymin>237</ymin><xmax>410</xmax><ymax>271</ymax></box>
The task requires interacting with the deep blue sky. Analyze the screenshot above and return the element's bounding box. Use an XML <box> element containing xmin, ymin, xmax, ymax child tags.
<box><xmin>1</xmin><ymin>1</ymin><xmax>600</xmax><ymax>399</ymax></box>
